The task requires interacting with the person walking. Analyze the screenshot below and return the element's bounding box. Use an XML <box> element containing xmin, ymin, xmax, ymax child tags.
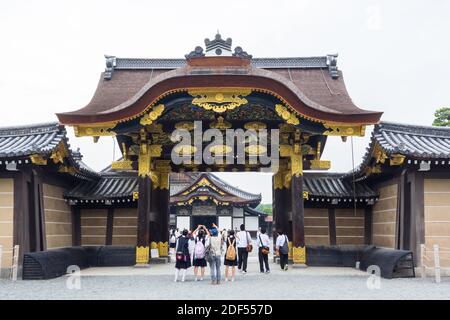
<box><xmin>224</xmin><ymin>229</ymin><xmax>238</xmax><ymax>282</ymax></box>
<box><xmin>192</xmin><ymin>225</ymin><xmax>208</xmax><ymax>281</ymax></box>
<box><xmin>236</xmin><ymin>224</ymin><xmax>252</xmax><ymax>274</ymax></box>
<box><xmin>205</xmin><ymin>223</ymin><xmax>223</xmax><ymax>285</ymax></box>
<box><xmin>174</xmin><ymin>229</ymin><xmax>191</xmax><ymax>282</ymax></box>
<box><xmin>257</xmin><ymin>226</ymin><xmax>270</xmax><ymax>274</ymax></box>
<box><xmin>275</xmin><ymin>230</ymin><xmax>289</xmax><ymax>271</ymax></box>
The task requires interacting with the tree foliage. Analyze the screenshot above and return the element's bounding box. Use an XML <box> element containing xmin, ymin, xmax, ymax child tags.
<box><xmin>433</xmin><ymin>107</ymin><xmax>450</xmax><ymax>127</ymax></box>
<box><xmin>256</xmin><ymin>203</ymin><xmax>272</xmax><ymax>216</ymax></box>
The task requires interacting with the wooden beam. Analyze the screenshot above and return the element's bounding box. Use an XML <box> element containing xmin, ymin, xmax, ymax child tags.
<box><xmin>328</xmin><ymin>208</ymin><xmax>337</xmax><ymax>246</ymax></box>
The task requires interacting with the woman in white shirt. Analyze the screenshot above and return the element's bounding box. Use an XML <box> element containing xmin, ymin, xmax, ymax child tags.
<box><xmin>256</xmin><ymin>226</ymin><xmax>270</xmax><ymax>274</ymax></box>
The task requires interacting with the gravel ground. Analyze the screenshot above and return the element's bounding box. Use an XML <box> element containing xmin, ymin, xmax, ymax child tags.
<box><xmin>1</xmin><ymin>256</ymin><xmax>449</xmax><ymax>300</ymax></box>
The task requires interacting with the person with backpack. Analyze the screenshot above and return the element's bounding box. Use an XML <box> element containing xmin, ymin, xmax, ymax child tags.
<box><xmin>174</xmin><ymin>229</ymin><xmax>191</xmax><ymax>282</ymax></box>
<box><xmin>237</xmin><ymin>224</ymin><xmax>252</xmax><ymax>274</ymax></box>
<box><xmin>192</xmin><ymin>225</ymin><xmax>208</xmax><ymax>281</ymax></box>
<box><xmin>224</xmin><ymin>229</ymin><xmax>238</xmax><ymax>282</ymax></box>
<box><xmin>204</xmin><ymin>223</ymin><xmax>223</xmax><ymax>285</ymax></box>
<box><xmin>256</xmin><ymin>226</ymin><xmax>270</xmax><ymax>274</ymax></box>
<box><xmin>275</xmin><ymin>230</ymin><xmax>290</xmax><ymax>271</ymax></box>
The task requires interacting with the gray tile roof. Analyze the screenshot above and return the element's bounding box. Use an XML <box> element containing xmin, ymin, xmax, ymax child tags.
<box><xmin>374</xmin><ymin>122</ymin><xmax>450</xmax><ymax>158</ymax></box>
<box><xmin>65</xmin><ymin>172</ymin><xmax>262</xmax><ymax>203</ymax></box>
<box><xmin>113</xmin><ymin>56</ymin><xmax>329</xmax><ymax>70</ymax></box>
<box><xmin>65</xmin><ymin>173</ymin><xmax>138</xmax><ymax>200</ymax></box>
<box><xmin>0</xmin><ymin>122</ymin><xmax>98</xmax><ymax>179</ymax></box>
<box><xmin>0</xmin><ymin>122</ymin><xmax>65</xmax><ymax>158</ymax></box>
<box><xmin>304</xmin><ymin>172</ymin><xmax>378</xmax><ymax>199</ymax></box>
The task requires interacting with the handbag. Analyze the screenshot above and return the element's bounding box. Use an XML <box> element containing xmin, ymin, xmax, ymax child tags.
<box><xmin>259</xmin><ymin>235</ymin><xmax>270</xmax><ymax>255</ymax></box>
<box><xmin>245</xmin><ymin>232</ymin><xmax>253</xmax><ymax>252</ymax></box>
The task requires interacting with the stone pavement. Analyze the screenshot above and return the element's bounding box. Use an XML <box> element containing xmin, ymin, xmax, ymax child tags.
<box><xmin>1</xmin><ymin>254</ymin><xmax>450</xmax><ymax>300</ymax></box>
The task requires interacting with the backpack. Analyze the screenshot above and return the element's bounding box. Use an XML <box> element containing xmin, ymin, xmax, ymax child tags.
<box><xmin>225</xmin><ymin>238</ymin><xmax>236</xmax><ymax>260</ymax></box>
<box><xmin>194</xmin><ymin>237</ymin><xmax>205</xmax><ymax>259</ymax></box>
<box><xmin>280</xmin><ymin>235</ymin><xmax>289</xmax><ymax>255</ymax></box>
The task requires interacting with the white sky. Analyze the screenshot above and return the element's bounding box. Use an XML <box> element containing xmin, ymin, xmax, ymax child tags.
<box><xmin>1</xmin><ymin>0</ymin><xmax>449</xmax><ymax>203</ymax></box>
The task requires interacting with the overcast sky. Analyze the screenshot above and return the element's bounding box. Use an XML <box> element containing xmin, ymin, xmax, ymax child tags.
<box><xmin>1</xmin><ymin>0</ymin><xmax>449</xmax><ymax>203</ymax></box>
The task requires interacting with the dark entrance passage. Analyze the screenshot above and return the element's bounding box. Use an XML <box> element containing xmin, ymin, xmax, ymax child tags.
<box><xmin>191</xmin><ymin>216</ymin><xmax>217</xmax><ymax>230</ymax></box>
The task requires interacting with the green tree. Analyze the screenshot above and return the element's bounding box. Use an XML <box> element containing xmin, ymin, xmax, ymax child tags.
<box><xmin>256</xmin><ymin>203</ymin><xmax>272</xmax><ymax>216</ymax></box>
<box><xmin>433</xmin><ymin>107</ymin><xmax>450</xmax><ymax>127</ymax></box>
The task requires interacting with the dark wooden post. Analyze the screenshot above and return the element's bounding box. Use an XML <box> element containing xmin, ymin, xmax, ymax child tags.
<box><xmin>291</xmin><ymin>174</ymin><xmax>306</xmax><ymax>265</ymax></box>
<box><xmin>106</xmin><ymin>207</ymin><xmax>114</xmax><ymax>245</ymax></box>
<box><xmin>290</xmin><ymin>142</ymin><xmax>306</xmax><ymax>266</ymax></box>
<box><xmin>149</xmin><ymin>185</ymin><xmax>160</xmax><ymax>249</ymax></box>
<box><xmin>136</xmin><ymin>175</ymin><xmax>151</xmax><ymax>265</ymax></box>
<box><xmin>71</xmin><ymin>206</ymin><xmax>81</xmax><ymax>246</ymax></box>
<box><xmin>273</xmin><ymin>161</ymin><xmax>291</xmax><ymax>260</ymax></box>
<box><xmin>159</xmin><ymin>172</ymin><xmax>170</xmax><ymax>258</ymax></box>
<box><xmin>364</xmin><ymin>206</ymin><xmax>373</xmax><ymax>245</ymax></box>
<box><xmin>328</xmin><ymin>208</ymin><xmax>337</xmax><ymax>246</ymax></box>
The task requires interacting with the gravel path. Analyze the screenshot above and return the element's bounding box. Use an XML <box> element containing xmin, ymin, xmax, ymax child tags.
<box><xmin>1</xmin><ymin>256</ymin><xmax>449</xmax><ymax>300</ymax></box>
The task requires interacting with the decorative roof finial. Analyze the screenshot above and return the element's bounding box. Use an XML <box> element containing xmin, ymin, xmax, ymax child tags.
<box><xmin>185</xmin><ymin>33</ymin><xmax>252</xmax><ymax>59</ymax></box>
<box><xmin>204</xmin><ymin>33</ymin><xmax>232</xmax><ymax>57</ymax></box>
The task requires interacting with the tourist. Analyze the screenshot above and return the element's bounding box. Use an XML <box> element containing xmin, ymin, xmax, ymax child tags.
<box><xmin>275</xmin><ymin>230</ymin><xmax>289</xmax><ymax>271</ymax></box>
<box><xmin>236</xmin><ymin>224</ymin><xmax>252</xmax><ymax>274</ymax></box>
<box><xmin>224</xmin><ymin>229</ymin><xmax>238</xmax><ymax>282</ymax></box>
<box><xmin>192</xmin><ymin>225</ymin><xmax>208</xmax><ymax>281</ymax></box>
<box><xmin>187</xmin><ymin>230</ymin><xmax>195</xmax><ymax>265</ymax></box>
<box><xmin>169</xmin><ymin>228</ymin><xmax>177</xmax><ymax>256</ymax></box>
<box><xmin>174</xmin><ymin>229</ymin><xmax>191</xmax><ymax>282</ymax></box>
<box><xmin>205</xmin><ymin>223</ymin><xmax>222</xmax><ymax>285</ymax></box>
<box><xmin>257</xmin><ymin>226</ymin><xmax>270</xmax><ymax>274</ymax></box>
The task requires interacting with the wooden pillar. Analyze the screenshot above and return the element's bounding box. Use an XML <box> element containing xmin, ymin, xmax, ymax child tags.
<box><xmin>71</xmin><ymin>206</ymin><xmax>81</xmax><ymax>246</ymax></box>
<box><xmin>291</xmin><ymin>174</ymin><xmax>306</xmax><ymax>265</ymax></box>
<box><xmin>290</xmin><ymin>141</ymin><xmax>306</xmax><ymax>266</ymax></box>
<box><xmin>273</xmin><ymin>161</ymin><xmax>291</xmax><ymax>255</ymax></box>
<box><xmin>149</xmin><ymin>185</ymin><xmax>160</xmax><ymax>250</ymax></box>
<box><xmin>159</xmin><ymin>171</ymin><xmax>170</xmax><ymax>257</ymax></box>
<box><xmin>106</xmin><ymin>207</ymin><xmax>114</xmax><ymax>245</ymax></box>
<box><xmin>136</xmin><ymin>175</ymin><xmax>151</xmax><ymax>265</ymax></box>
<box><xmin>328</xmin><ymin>208</ymin><xmax>337</xmax><ymax>246</ymax></box>
<box><xmin>364</xmin><ymin>206</ymin><xmax>373</xmax><ymax>245</ymax></box>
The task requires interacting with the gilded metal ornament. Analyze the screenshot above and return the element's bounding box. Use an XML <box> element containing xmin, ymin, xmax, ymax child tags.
<box><xmin>136</xmin><ymin>246</ymin><xmax>149</xmax><ymax>264</ymax></box>
<box><xmin>309</xmin><ymin>159</ymin><xmax>331</xmax><ymax>170</ymax></box>
<box><xmin>323</xmin><ymin>123</ymin><xmax>366</xmax><ymax>137</ymax></box>
<box><xmin>175</xmin><ymin>121</ymin><xmax>196</xmax><ymax>131</ymax></box>
<box><xmin>111</xmin><ymin>160</ymin><xmax>133</xmax><ymax>170</ymax></box>
<box><xmin>390</xmin><ymin>154</ymin><xmax>406</xmax><ymax>166</ymax></box>
<box><xmin>275</xmin><ymin>104</ymin><xmax>299</xmax><ymax>125</ymax></box>
<box><xmin>73</xmin><ymin>122</ymin><xmax>116</xmax><ymax>137</ymax></box>
<box><xmin>140</xmin><ymin>104</ymin><xmax>165</xmax><ymax>126</ymax></box>
<box><xmin>158</xmin><ymin>242</ymin><xmax>169</xmax><ymax>257</ymax></box>
<box><xmin>292</xmin><ymin>246</ymin><xmax>306</xmax><ymax>264</ymax></box>
<box><xmin>210</xmin><ymin>116</ymin><xmax>232</xmax><ymax>130</ymax></box>
<box><xmin>29</xmin><ymin>154</ymin><xmax>47</xmax><ymax>165</ymax></box>
<box><xmin>245</xmin><ymin>144</ymin><xmax>267</xmax><ymax>155</ymax></box>
<box><xmin>209</xmin><ymin>145</ymin><xmax>232</xmax><ymax>155</ymax></box>
<box><xmin>244</xmin><ymin>122</ymin><xmax>267</xmax><ymax>130</ymax></box>
<box><xmin>189</xmin><ymin>88</ymin><xmax>251</xmax><ymax>113</ymax></box>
